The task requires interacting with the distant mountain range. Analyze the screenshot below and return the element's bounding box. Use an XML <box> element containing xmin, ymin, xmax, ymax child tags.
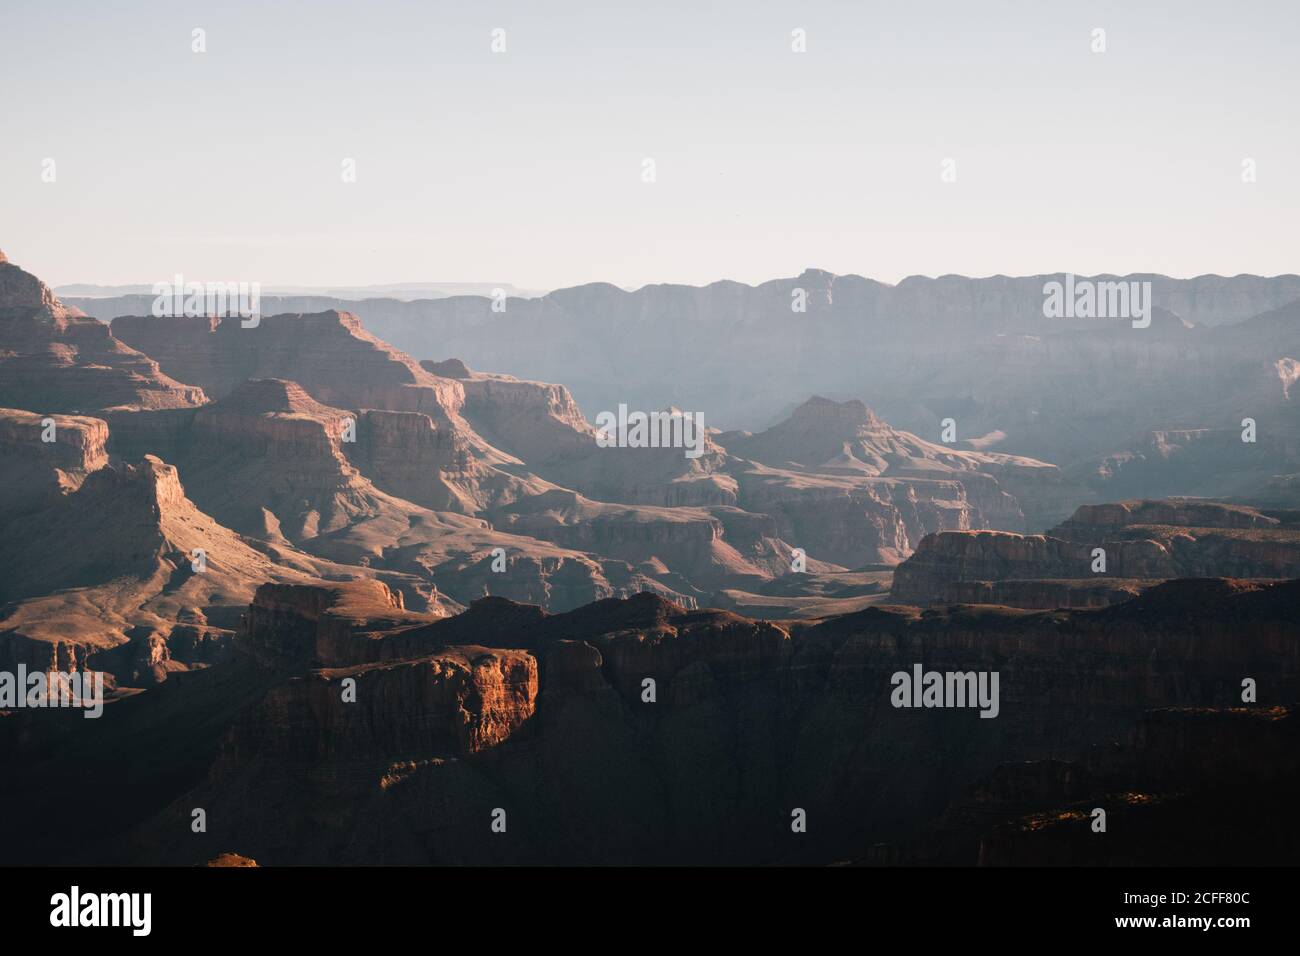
<box><xmin>58</xmin><ymin>280</ymin><xmax>546</xmax><ymax>301</ymax></box>
<box><xmin>66</xmin><ymin>270</ymin><xmax>1300</xmax><ymax>441</ymax></box>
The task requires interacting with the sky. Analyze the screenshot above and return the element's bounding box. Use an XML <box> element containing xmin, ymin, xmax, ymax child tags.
<box><xmin>2</xmin><ymin>0</ymin><xmax>1297</xmax><ymax>290</ymax></box>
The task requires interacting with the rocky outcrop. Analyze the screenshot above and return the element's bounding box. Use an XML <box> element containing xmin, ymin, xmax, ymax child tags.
<box><xmin>0</xmin><ymin>453</ymin><xmax>279</xmax><ymax>679</ymax></box>
<box><xmin>721</xmin><ymin>396</ymin><xmax>936</xmax><ymax>476</ymax></box>
<box><xmin>720</xmin><ymin>396</ymin><xmax>1090</xmax><ymax>532</ymax></box>
<box><xmin>345</xmin><ymin>407</ymin><xmax>538</xmax><ymax>514</ymax></box>
<box><xmin>108</xmin><ymin>314</ymin><xmax>556</xmax><ymax>513</ymax></box>
<box><xmin>0</xmin><ymin>439</ymin><xmax>437</xmax><ymax>684</ymax></box>
<box><xmin>488</xmin><ymin>489</ymin><xmax>785</xmax><ymax>593</ymax></box>
<box><xmin>891</xmin><ymin>499</ymin><xmax>1300</xmax><ymax>606</ymax></box>
<box><xmin>111</xmin><ymin>310</ymin><xmax>463</xmax><ymax>421</ymax></box>
<box><xmin>891</xmin><ymin>531</ymin><xmax>1172</xmax><ymax>604</ymax></box>
<box><xmin>104</xmin><ymin>379</ymin><xmax>409</xmax><ymax>543</ymax></box>
<box><xmin>241</xmin><ymin>580</ymin><xmax>437</xmax><ymax>669</ymax></box>
<box><xmin>419</xmin><ymin>361</ymin><xmax>742</xmax><ymax>509</ymax></box>
<box><xmin>422</xmin><ymin>357</ymin><xmax>471</xmax><ymax>378</ymax></box>
<box><xmin>731</xmin><ymin>463</ymin><xmax>974</xmax><ymax>566</ymax></box>
<box><xmin>532</xmin><ymin>426</ymin><xmax>739</xmax><ymax>510</ymax></box>
<box><xmin>0</xmin><ymin>408</ymin><xmax>109</xmax><ymax>520</ymax></box>
<box><xmin>1053</xmin><ymin>498</ymin><xmax>1281</xmax><ymax>535</ymax></box>
<box><xmin>379</xmin><ymin>519</ymin><xmax>694</xmax><ymax>613</ymax></box>
<box><xmin>422</xmin><ymin>360</ymin><xmax>596</xmax><ymax>466</ymax></box>
<box><xmin>0</xmin><ymin>254</ymin><xmax>205</xmax><ymax>414</ymax></box>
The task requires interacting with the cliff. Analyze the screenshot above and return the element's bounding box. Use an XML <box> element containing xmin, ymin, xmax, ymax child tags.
<box><xmin>0</xmin><ymin>255</ymin><xmax>205</xmax><ymax>414</ymax></box>
<box><xmin>719</xmin><ymin>396</ymin><xmax>1091</xmax><ymax>532</ymax></box>
<box><xmin>0</xmin><ymin>408</ymin><xmax>109</xmax><ymax>519</ymax></box>
<box><xmin>111</xmin><ymin>310</ymin><xmax>463</xmax><ymax>421</ymax></box>
<box><xmin>891</xmin><ymin>499</ymin><xmax>1300</xmax><ymax>606</ymax></box>
<box><xmin>3</xmin><ymin>576</ymin><xmax>1295</xmax><ymax>866</ymax></box>
<box><xmin>421</xmin><ymin>359</ymin><xmax>597</xmax><ymax>466</ymax></box>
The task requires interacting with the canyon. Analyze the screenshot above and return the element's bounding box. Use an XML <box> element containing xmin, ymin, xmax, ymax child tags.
<box><xmin>4</xmin><ymin>250</ymin><xmax>1299</xmax><ymax>866</ymax></box>
<box><xmin>3</xmin><ymin>252</ymin><xmax>1105</xmax><ymax>690</ymax></box>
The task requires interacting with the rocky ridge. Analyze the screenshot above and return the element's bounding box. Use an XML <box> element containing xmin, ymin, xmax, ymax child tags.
<box><xmin>2</xmin><ymin>577</ymin><xmax>1295</xmax><ymax>865</ymax></box>
<box><xmin>892</xmin><ymin>499</ymin><xmax>1300</xmax><ymax>606</ymax></box>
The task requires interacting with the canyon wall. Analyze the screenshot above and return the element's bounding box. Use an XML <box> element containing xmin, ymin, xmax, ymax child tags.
<box><xmin>3</xmin><ymin>578</ymin><xmax>1294</xmax><ymax>866</ymax></box>
<box><xmin>892</xmin><ymin>500</ymin><xmax>1300</xmax><ymax>606</ymax></box>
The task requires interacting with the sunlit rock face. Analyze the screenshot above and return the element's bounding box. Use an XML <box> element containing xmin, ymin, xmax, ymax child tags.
<box><xmin>0</xmin><ymin>253</ymin><xmax>205</xmax><ymax>414</ymax></box>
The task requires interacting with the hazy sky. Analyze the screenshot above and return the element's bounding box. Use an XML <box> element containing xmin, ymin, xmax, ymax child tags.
<box><xmin>2</xmin><ymin>0</ymin><xmax>1297</xmax><ymax>289</ymax></box>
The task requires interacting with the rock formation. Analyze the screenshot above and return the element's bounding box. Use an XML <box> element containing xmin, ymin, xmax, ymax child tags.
<box><xmin>0</xmin><ymin>410</ymin><xmax>440</xmax><ymax>684</ymax></box>
<box><xmin>891</xmin><ymin>499</ymin><xmax>1300</xmax><ymax>606</ymax></box>
<box><xmin>0</xmin><ymin>407</ymin><xmax>109</xmax><ymax>520</ymax></box>
<box><xmin>720</xmin><ymin>395</ymin><xmax>1090</xmax><ymax>531</ymax></box>
<box><xmin>2</xmin><ymin>577</ymin><xmax>1295</xmax><ymax>866</ymax></box>
<box><xmin>0</xmin><ymin>253</ymin><xmax>205</xmax><ymax>414</ymax></box>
